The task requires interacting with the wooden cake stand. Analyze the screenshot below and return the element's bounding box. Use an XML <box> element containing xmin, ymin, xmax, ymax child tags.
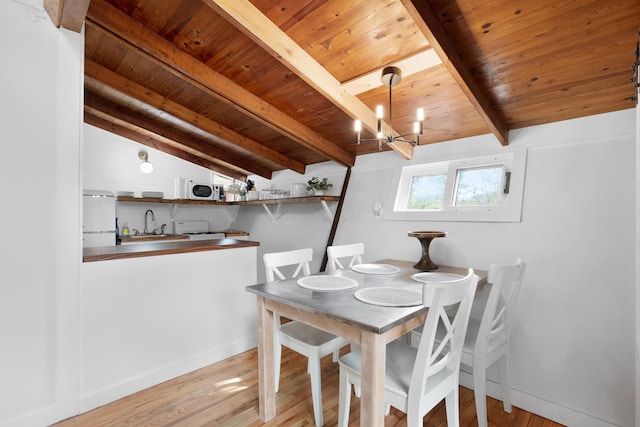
<box><xmin>408</xmin><ymin>231</ymin><xmax>447</xmax><ymax>270</ymax></box>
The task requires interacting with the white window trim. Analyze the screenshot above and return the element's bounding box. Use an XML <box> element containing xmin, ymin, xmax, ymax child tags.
<box><xmin>385</xmin><ymin>149</ymin><xmax>527</xmax><ymax>222</ymax></box>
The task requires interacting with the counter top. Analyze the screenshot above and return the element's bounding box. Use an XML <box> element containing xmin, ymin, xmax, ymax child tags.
<box><xmin>83</xmin><ymin>238</ymin><xmax>260</xmax><ymax>262</ymax></box>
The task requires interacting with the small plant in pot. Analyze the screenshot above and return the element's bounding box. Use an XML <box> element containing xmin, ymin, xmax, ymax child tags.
<box><xmin>306</xmin><ymin>177</ymin><xmax>332</xmax><ymax>195</ymax></box>
<box><xmin>246</xmin><ymin>179</ymin><xmax>259</xmax><ymax>200</ymax></box>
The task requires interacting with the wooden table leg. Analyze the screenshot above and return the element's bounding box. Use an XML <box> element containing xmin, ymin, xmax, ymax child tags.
<box><xmin>257</xmin><ymin>296</ymin><xmax>276</xmax><ymax>421</ymax></box>
<box><xmin>360</xmin><ymin>331</ymin><xmax>386</xmax><ymax>427</ymax></box>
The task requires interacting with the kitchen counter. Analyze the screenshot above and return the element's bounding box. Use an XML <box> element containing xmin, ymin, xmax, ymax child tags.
<box><xmin>83</xmin><ymin>238</ymin><xmax>260</xmax><ymax>262</ymax></box>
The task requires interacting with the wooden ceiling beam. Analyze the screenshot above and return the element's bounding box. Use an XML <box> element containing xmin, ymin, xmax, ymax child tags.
<box><xmin>44</xmin><ymin>0</ymin><xmax>90</xmax><ymax>32</ymax></box>
<box><xmin>401</xmin><ymin>0</ymin><xmax>509</xmax><ymax>146</ymax></box>
<box><xmin>84</xmin><ymin>111</ymin><xmax>249</xmax><ymax>181</ymax></box>
<box><xmin>84</xmin><ymin>92</ymin><xmax>273</xmax><ymax>179</ymax></box>
<box><xmin>85</xmin><ymin>59</ymin><xmax>306</xmax><ymax>175</ymax></box>
<box><xmin>87</xmin><ymin>0</ymin><xmax>355</xmax><ymax>168</ymax></box>
<box><xmin>203</xmin><ymin>0</ymin><xmax>415</xmax><ymax>160</ymax></box>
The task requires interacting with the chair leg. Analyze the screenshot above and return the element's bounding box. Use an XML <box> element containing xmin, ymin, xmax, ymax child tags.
<box><xmin>274</xmin><ymin>342</ymin><xmax>282</xmax><ymax>393</ymax></box>
<box><xmin>308</xmin><ymin>354</ymin><xmax>324</xmax><ymax>426</ymax></box>
<box><xmin>498</xmin><ymin>354</ymin><xmax>512</xmax><ymax>413</ymax></box>
<box><xmin>473</xmin><ymin>361</ymin><xmax>488</xmax><ymax>427</ymax></box>
<box><xmin>349</xmin><ymin>343</ymin><xmax>362</xmax><ymax>398</ymax></box>
<box><xmin>444</xmin><ymin>388</ymin><xmax>460</xmax><ymax>427</ymax></box>
<box><xmin>337</xmin><ymin>366</ymin><xmax>351</xmax><ymax>427</ymax></box>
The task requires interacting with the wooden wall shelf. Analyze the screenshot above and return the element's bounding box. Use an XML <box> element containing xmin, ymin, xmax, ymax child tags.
<box><xmin>116</xmin><ymin>195</ymin><xmax>341</xmax><ymax>222</ymax></box>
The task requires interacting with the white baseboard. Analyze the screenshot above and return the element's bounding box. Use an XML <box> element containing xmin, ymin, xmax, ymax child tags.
<box><xmin>0</xmin><ymin>338</ymin><xmax>259</xmax><ymax>427</ymax></box>
<box><xmin>459</xmin><ymin>365</ymin><xmax>620</xmax><ymax>427</ymax></box>
<box><xmin>77</xmin><ymin>336</ymin><xmax>258</xmax><ymax>415</ymax></box>
<box><xmin>410</xmin><ymin>331</ymin><xmax>620</xmax><ymax>427</ymax></box>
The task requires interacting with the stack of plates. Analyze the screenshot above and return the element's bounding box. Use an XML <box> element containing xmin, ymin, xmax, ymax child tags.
<box><xmin>117</xmin><ymin>191</ymin><xmax>134</xmax><ymax>197</ymax></box>
<box><xmin>141</xmin><ymin>191</ymin><xmax>164</xmax><ymax>198</ymax></box>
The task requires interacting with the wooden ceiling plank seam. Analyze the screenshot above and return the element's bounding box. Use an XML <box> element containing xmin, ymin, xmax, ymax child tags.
<box><xmin>84</xmin><ymin>111</ymin><xmax>251</xmax><ymax>180</ymax></box>
<box><xmin>401</xmin><ymin>0</ymin><xmax>509</xmax><ymax>146</ymax></box>
<box><xmin>84</xmin><ymin>91</ymin><xmax>273</xmax><ymax>178</ymax></box>
<box><xmin>203</xmin><ymin>0</ymin><xmax>414</xmax><ymax>160</ymax></box>
<box><xmin>84</xmin><ymin>59</ymin><xmax>307</xmax><ymax>174</ymax></box>
<box><xmin>86</xmin><ymin>0</ymin><xmax>355</xmax><ymax>168</ymax></box>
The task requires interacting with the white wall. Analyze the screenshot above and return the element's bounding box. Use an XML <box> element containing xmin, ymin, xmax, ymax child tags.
<box><xmin>235</xmin><ymin>110</ymin><xmax>637</xmax><ymax>427</ymax></box>
<box><xmin>0</xmin><ymin>1</ymin><xmax>83</xmax><ymax>426</ymax></box>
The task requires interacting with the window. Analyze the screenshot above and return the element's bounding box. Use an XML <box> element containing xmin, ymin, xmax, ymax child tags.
<box><xmin>387</xmin><ymin>150</ymin><xmax>527</xmax><ymax>222</ymax></box>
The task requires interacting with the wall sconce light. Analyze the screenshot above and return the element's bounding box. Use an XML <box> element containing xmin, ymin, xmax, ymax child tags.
<box><xmin>138</xmin><ymin>150</ymin><xmax>153</xmax><ymax>174</ymax></box>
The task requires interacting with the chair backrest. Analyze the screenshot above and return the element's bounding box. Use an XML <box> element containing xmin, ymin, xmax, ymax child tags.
<box><xmin>263</xmin><ymin>248</ymin><xmax>313</xmax><ymax>282</ymax></box>
<box><xmin>326</xmin><ymin>243</ymin><xmax>364</xmax><ymax>273</ymax></box>
<box><xmin>475</xmin><ymin>258</ymin><xmax>527</xmax><ymax>355</ymax></box>
<box><xmin>409</xmin><ymin>269</ymin><xmax>478</xmax><ymax>402</ymax></box>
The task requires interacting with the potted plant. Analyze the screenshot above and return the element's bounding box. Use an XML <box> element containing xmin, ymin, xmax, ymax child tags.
<box><xmin>246</xmin><ymin>179</ymin><xmax>259</xmax><ymax>200</ymax></box>
<box><xmin>306</xmin><ymin>177</ymin><xmax>333</xmax><ymax>196</ymax></box>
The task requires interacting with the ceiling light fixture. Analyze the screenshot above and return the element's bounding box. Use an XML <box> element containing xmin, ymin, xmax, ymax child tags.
<box><xmin>354</xmin><ymin>66</ymin><xmax>424</xmax><ymax>150</ymax></box>
<box><xmin>138</xmin><ymin>150</ymin><xmax>154</xmax><ymax>174</ymax></box>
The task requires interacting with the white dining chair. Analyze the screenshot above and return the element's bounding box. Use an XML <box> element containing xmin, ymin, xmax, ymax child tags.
<box><xmin>337</xmin><ymin>269</ymin><xmax>478</xmax><ymax>427</ymax></box>
<box><xmin>263</xmin><ymin>248</ymin><xmax>350</xmax><ymax>427</ymax></box>
<box><xmin>464</xmin><ymin>258</ymin><xmax>526</xmax><ymax>427</ymax></box>
<box><xmin>326</xmin><ymin>242</ymin><xmax>364</xmax><ymax>273</ymax></box>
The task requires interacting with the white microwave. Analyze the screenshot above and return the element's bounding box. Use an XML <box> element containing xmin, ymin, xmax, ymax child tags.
<box><xmin>188</xmin><ymin>182</ymin><xmax>221</xmax><ymax>200</ymax></box>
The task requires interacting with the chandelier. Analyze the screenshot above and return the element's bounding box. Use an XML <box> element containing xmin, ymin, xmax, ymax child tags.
<box><xmin>354</xmin><ymin>66</ymin><xmax>424</xmax><ymax>150</ymax></box>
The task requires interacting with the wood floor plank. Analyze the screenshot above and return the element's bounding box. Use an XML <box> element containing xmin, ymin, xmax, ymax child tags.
<box><xmin>53</xmin><ymin>347</ymin><xmax>566</xmax><ymax>426</ymax></box>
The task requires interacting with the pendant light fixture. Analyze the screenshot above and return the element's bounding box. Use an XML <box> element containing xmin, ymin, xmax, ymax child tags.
<box><xmin>354</xmin><ymin>66</ymin><xmax>424</xmax><ymax>150</ymax></box>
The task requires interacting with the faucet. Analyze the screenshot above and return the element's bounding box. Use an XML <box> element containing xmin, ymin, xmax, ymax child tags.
<box><xmin>144</xmin><ymin>209</ymin><xmax>155</xmax><ymax>234</ymax></box>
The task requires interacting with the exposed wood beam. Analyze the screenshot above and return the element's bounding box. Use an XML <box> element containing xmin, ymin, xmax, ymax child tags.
<box><xmin>87</xmin><ymin>0</ymin><xmax>355</xmax><ymax>168</ymax></box>
<box><xmin>84</xmin><ymin>92</ymin><xmax>272</xmax><ymax>179</ymax></box>
<box><xmin>85</xmin><ymin>59</ymin><xmax>306</xmax><ymax>175</ymax></box>
<box><xmin>341</xmin><ymin>49</ymin><xmax>442</xmax><ymax>96</ymax></box>
<box><xmin>401</xmin><ymin>0</ymin><xmax>509</xmax><ymax>146</ymax></box>
<box><xmin>44</xmin><ymin>0</ymin><xmax>90</xmax><ymax>32</ymax></box>
<box><xmin>203</xmin><ymin>0</ymin><xmax>414</xmax><ymax>160</ymax></box>
<box><xmin>85</xmin><ymin>112</ymin><xmax>249</xmax><ymax>181</ymax></box>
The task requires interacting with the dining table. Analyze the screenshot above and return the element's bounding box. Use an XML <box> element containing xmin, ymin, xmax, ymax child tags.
<box><xmin>245</xmin><ymin>258</ymin><xmax>487</xmax><ymax>426</ymax></box>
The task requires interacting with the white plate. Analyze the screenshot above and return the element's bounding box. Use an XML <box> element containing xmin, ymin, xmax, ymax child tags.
<box><xmin>297</xmin><ymin>275</ymin><xmax>359</xmax><ymax>292</ymax></box>
<box><xmin>411</xmin><ymin>272</ymin><xmax>464</xmax><ymax>283</ymax></box>
<box><xmin>354</xmin><ymin>287</ymin><xmax>422</xmax><ymax>307</ymax></box>
<box><xmin>350</xmin><ymin>263</ymin><xmax>401</xmax><ymax>275</ymax></box>
<box><xmin>117</xmin><ymin>191</ymin><xmax>135</xmax><ymax>197</ymax></box>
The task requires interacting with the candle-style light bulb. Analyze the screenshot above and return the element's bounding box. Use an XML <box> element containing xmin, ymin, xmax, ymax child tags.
<box><xmin>354</xmin><ymin>119</ymin><xmax>362</xmax><ymax>144</ymax></box>
<box><xmin>416</xmin><ymin>108</ymin><xmax>424</xmax><ymax>135</ymax></box>
<box><xmin>376</xmin><ymin>105</ymin><xmax>383</xmax><ymax>135</ymax></box>
<box><xmin>413</xmin><ymin>121</ymin><xmax>420</xmax><ymax>145</ymax></box>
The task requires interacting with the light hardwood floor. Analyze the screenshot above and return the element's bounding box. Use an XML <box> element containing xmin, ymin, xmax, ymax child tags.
<box><xmin>54</xmin><ymin>347</ymin><xmax>564</xmax><ymax>426</ymax></box>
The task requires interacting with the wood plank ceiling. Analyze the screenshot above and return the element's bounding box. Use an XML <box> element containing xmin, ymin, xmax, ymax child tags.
<box><xmin>46</xmin><ymin>0</ymin><xmax>640</xmax><ymax>180</ymax></box>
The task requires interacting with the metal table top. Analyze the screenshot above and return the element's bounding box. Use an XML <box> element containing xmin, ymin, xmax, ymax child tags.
<box><xmin>246</xmin><ymin>259</ymin><xmax>486</xmax><ymax>334</ymax></box>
